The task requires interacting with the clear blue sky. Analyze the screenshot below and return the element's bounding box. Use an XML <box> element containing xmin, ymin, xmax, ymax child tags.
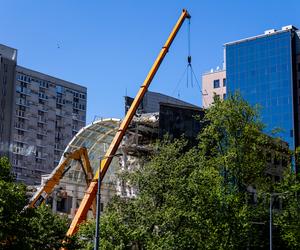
<box><xmin>2</xmin><ymin>0</ymin><xmax>300</xmax><ymax>123</ymax></box>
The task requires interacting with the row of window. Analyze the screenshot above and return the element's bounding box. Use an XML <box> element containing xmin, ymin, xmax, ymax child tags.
<box><xmin>57</xmin><ymin>86</ymin><xmax>86</xmax><ymax>100</ymax></box>
<box><xmin>16</xmin><ymin>86</ymin><xmax>31</xmax><ymax>95</ymax></box>
<box><xmin>73</xmin><ymin>91</ymin><xmax>86</xmax><ymax>100</ymax></box>
<box><xmin>18</xmin><ymin>74</ymin><xmax>86</xmax><ymax>100</ymax></box>
<box><xmin>213</xmin><ymin>78</ymin><xmax>226</xmax><ymax>88</ymax></box>
<box><xmin>73</xmin><ymin>102</ymin><xmax>86</xmax><ymax>111</ymax></box>
<box><xmin>18</xmin><ymin>74</ymin><xmax>50</xmax><ymax>88</ymax></box>
<box><xmin>17</xmin><ymin>87</ymin><xmax>85</xmax><ymax>110</ymax></box>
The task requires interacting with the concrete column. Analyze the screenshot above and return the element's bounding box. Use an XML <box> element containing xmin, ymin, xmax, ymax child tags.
<box><xmin>71</xmin><ymin>185</ymin><xmax>77</xmax><ymax>217</ymax></box>
<box><xmin>52</xmin><ymin>191</ymin><xmax>57</xmax><ymax>213</ymax></box>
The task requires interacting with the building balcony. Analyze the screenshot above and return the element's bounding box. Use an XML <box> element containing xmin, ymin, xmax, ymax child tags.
<box><xmin>72</xmin><ymin>113</ymin><xmax>85</xmax><ymax>122</ymax></box>
<box><xmin>16</xmin><ymin>100</ymin><xmax>30</xmax><ymax>107</ymax></box>
<box><xmin>38</xmin><ymin>116</ymin><xmax>47</xmax><ymax>124</ymax></box>
<box><xmin>14</xmin><ymin>135</ymin><xmax>24</xmax><ymax>143</ymax></box>
<box><xmin>38</xmin><ymin>106</ymin><xmax>48</xmax><ymax>112</ymax></box>
<box><xmin>15</xmin><ymin>110</ymin><xmax>29</xmax><ymax>119</ymax></box>
<box><xmin>37</xmin><ymin>129</ymin><xmax>47</xmax><ymax>136</ymax></box>
<box><xmin>15</xmin><ymin>125</ymin><xmax>29</xmax><ymax>132</ymax></box>
<box><xmin>38</xmin><ymin>93</ymin><xmax>48</xmax><ymax>100</ymax></box>
<box><xmin>12</xmin><ymin>147</ymin><xmax>26</xmax><ymax>155</ymax></box>
<box><xmin>16</xmin><ymin>87</ymin><xmax>31</xmax><ymax>96</ymax></box>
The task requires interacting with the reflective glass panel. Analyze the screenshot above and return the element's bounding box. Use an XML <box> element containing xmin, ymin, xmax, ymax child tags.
<box><xmin>226</xmin><ymin>31</ymin><xmax>295</xmax><ymax>148</ymax></box>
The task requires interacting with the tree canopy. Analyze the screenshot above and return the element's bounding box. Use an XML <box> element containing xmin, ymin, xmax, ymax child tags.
<box><xmin>1</xmin><ymin>94</ymin><xmax>299</xmax><ymax>249</ymax></box>
<box><xmin>76</xmin><ymin>95</ymin><xmax>300</xmax><ymax>249</ymax></box>
<box><xmin>0</xmin><ymin>157</ymin><xmax>70</xmax><ymax>250</ymax></box>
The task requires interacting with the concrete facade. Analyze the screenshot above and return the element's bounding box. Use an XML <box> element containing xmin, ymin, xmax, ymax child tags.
<box><xmin>0</xmin><ymin>44</ymin><xmax>87</xmax><ymax>185</ymax></box>
<box><xmin>0</xmin><ymin>45</ymin><xmax>17</xmax><ymax>159</ymax></box>
<box><xmin>201</xmin><ymin>69</ymin><xmax>226</xmax><ymax>108</ymax></box>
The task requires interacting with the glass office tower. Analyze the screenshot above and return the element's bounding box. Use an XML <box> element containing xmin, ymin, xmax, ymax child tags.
<box><xmin>225</xmin><ymin>27</ymin><xmax>299</xmax><ymax>149</ymax></box>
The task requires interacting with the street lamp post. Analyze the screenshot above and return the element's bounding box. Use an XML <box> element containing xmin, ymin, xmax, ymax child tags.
<box><xmin>269</xmin><ymin>194</ymin><xmax>273</xmax><ymax>250</ymax></box>
<box><xmin>94</xmin><ymin>154</ymin><xmax>122</xmax><ymax>250</ymax></box>
<box><xmin>94</xmin><ymin>161</ymin><xmax>102</xmax><ymax>250</ymax></box>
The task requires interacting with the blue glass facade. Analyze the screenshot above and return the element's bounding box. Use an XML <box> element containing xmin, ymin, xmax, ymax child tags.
<box><xmin>226</xmin><ymin>31</ymin><xmax>295</xmax><ymax>149</ymax></box>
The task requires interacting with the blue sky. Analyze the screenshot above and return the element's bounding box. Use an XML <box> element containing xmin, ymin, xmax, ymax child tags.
<box><xmin>2</xmin><ymin>0</ymin><xmax>300</xmax><ymax>123</ymax></box>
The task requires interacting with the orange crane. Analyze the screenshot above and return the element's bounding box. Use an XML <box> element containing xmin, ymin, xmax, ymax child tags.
<box><xmin>27</xmin><ymin>147</ymin><xmax>96</xmax><ymax>214</ymax></box>
<box><xmin>66</xmin><ymin>9</ymin><xmax>191</xmax><ymax>236</ymax></box>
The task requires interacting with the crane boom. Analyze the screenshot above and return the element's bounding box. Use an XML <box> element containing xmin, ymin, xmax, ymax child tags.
<box><xmin>66</xmin><ymin>9</ymin><xmax>191</xmax><ymax>236</ymax></box>
<box><xmin>27</xmin><ymin>147</ymin><xmax>95</xmax><ymax>212</ymax></box>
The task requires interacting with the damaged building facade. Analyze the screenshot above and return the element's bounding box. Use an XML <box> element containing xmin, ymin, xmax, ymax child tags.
<box><xmin>40</xmin><ymin>90</ymin><xmax>289</xmax><ymax>218</ymax></box>
<box><xmin>46</xmin><ymin>91</ymin><xmax>204</xmax><ymax>217</ymax></box>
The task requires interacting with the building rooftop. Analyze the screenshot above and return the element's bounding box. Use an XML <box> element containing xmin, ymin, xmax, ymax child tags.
<box><xmin>202</xmin><ymin>68</ymin><xmax>225</xmax><ymax>76</ymax></box>
<box><xmin>0</xmin><ymin>44</ymin><xmax>17</xmax><ymax>61</ymax></box>
<box><xmin>224</xmin><ymin>25</ymin><xmax>298</xmax><ymax>47</ymax></box>
<box><xmin>16</xmin><ymin>65</ymin><xmax>86</xmax><ymax>92</ymax></box>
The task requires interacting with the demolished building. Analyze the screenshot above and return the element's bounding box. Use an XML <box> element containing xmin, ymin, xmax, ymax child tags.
<box><xmin>43</xmin><ymin>92</ymin><xmax>204</xmax><ymax>218</ymax></box>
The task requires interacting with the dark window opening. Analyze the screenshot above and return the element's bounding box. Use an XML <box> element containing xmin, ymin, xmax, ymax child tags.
<box><xmin>213</xmin><ymin>79</ymin><xmax>220</xmax><ymax>88</ymax></box>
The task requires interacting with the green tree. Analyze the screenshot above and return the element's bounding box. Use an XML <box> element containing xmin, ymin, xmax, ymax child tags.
<box><xmin>77</xmin><ymin>94</ymin><xmax>279</xmax><ymax>249</ymax></box>
<box><xmin>0</xmin><ymin>156</ymin><xmax>70</xmax><ymax>250</ymax></box>
<box><xmin>0</xmin><ymin>157</ymin><xmax>27</xmax><ymax>248</ymax></box>
<box><xmin>199</xmin><ymin>95</ymin><xmax>271</xmax><ymax>191</ymax></box>
<box><xmin>273</xmin><ymin>171</ymin><xmax>300</xmax><ymax>250</ymax></box>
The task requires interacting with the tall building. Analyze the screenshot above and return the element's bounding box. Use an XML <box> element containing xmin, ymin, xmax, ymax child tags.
<box><xmin>225</xmin><ymin>25</ymin><xmax>300</xmax><ymax>150</ymax></box>
<box><xmin>0</xmin><ymin>44</ymin><xmax>87</xmax><ymax>185</ymax></box>
<box><xmin>202</xmin><ymin>25</ymin><xmax>300</xmax><ymax>150</ymax></box>
<box><xmin>0</xmin><ymin>45</ymin><xmax>17</xmax><ymax>159</ymax></box>
<box><xmin>201</xmin><ymin>68</ymin><xmax>226</xmax><ymax>108</ymax></box>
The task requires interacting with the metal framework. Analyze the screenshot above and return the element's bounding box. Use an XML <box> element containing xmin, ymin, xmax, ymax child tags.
<box><xmin>28</xmin><ymin>147</ymin><xmax>94</xmax><ymax>209</ymax></box>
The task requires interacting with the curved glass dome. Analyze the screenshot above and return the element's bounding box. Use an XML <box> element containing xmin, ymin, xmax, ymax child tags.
<box><xmin>59</xmin><ymin>118</ymin><xmax>121</xmax><ymax>185</ymax></box>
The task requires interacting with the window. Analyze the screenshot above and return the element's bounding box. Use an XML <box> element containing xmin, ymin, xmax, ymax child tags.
<box><xmin>39</xmin><ymin>81</ymin><xmax>49</xmax><ymax>88</ymax></box>
<box><xmin>37</xmin><ymin>134</ymin><xmax>43</xmax><ymax>140</ymax></box>
<box><xmin>37</xmin><ymin>123</ymin><xmax>44</xmax><ymax>129</ymax></box>
<box><xmin>79</xmin><ymin>93</ymin><xmax>86</xmax><ymax>100</ymax></box>
<box><xmin>213</xmin><ymin>79</ymin><xmax>220</xmax><ymax>88</ymax></box>
<box><xmin>39</xmin><ymin>92</ymin><xmax>48</xmax><ymax>100</ymax></box>
<box><xmin>56</xmin><ymin>86</ymin><xmax>64</xmax><ymax>94</ymax></box>
<box><xmin>18</xmin><ymin>130</ymin><xmax>24</xmax><ymax>136</ymax></box>
<box><xmin>16</xmin><ymin>110</ymin><xmax>26</xmax><ymax>118</ymax></box>
<box><xmin>223</xmin><ymin>78</ymin><xmax>226</xmax><ymax>87</ymax></box>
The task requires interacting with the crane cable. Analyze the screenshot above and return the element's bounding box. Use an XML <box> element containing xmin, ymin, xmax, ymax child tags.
<box><xmin>171</xmin><ymin>18</ymin><xmax>193</xmax><ymax>97</ymax></box>
<box><xmin>171</xmin><ymin>17</ymin><xmax>206</xmax><ymax>105</ymax></box>
<box><xmin>186</xmin><ymin>19</ymin><xmax>208</xmax><ymax>106</ymax></box>
<box><xmin>187</xmin><ymin>18</ymin><xmax>193</xmax><ymax>88</ymax></box>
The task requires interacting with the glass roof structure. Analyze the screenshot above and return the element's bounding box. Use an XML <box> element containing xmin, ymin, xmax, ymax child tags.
<box><xmin>59</xmin><ymin>118</ymin><xmax>121</xmax><ymax>185</ymax></box>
